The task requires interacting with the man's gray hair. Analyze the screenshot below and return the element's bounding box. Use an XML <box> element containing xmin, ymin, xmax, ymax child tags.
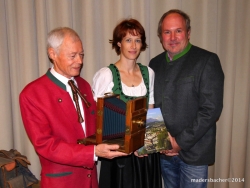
<box><xmin>47</xmin><ymin>27</ymin><xmax>80</xmax><ymax>54</ymax></box>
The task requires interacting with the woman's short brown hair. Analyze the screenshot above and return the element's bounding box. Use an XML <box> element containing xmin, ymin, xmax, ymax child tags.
<box><xmin>110</xmin><ymin>19</ymin><xmax>147</xmax><ymax>55</ymax></box>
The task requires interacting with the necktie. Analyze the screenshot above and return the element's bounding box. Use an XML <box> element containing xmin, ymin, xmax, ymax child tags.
<box><xmin>68</xmin><ymin>80</ymin><xmax>91</xmax><ymax>123</ymax></box>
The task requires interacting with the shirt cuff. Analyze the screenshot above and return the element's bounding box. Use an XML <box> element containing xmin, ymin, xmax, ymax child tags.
<box><xmin>93</xmin><ymin>145</ymin><xmax>98</xmax><ymax>161</ymax></box>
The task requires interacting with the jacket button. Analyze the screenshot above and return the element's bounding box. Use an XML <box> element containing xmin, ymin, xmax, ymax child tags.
<box><xmin>87</xmin><ymin>174</ymin><xmax>91</xmax><ymax>178</ymax></box>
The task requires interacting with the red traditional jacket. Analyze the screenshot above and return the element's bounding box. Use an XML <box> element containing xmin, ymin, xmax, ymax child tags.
<box><xmin>19</xmin><ymin>70</ymin><xmax>98</xmax><ymax>188</ymax></box>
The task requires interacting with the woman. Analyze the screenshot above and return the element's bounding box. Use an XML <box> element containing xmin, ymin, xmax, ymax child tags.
<box><xmin>92</xmin><ymin>19</ymin><xmax>162</xmax><ymax>188</ymax></box>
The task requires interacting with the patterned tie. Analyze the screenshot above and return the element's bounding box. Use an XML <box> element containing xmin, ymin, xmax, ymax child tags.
<box><xmin>68</xmin><ymin>80</ymin><xmax>91</xmax><ymax>123</ymax></box>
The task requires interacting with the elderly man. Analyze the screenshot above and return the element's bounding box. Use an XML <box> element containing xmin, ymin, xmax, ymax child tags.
<box><xmin>149</xmin><ymin>9</ymin><xmax>224</xmax><ymax>188</ymax></box>
<box><xmin>19</xmin><ymin>27</ymin><xmax>127</xmax><ymax>188</ymax></box>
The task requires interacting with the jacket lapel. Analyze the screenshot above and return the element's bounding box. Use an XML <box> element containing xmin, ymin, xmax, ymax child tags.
<box><xmin>46</xmin><ymin>71</ymin><xmax>85</xmax><ymax>138</ymax></box>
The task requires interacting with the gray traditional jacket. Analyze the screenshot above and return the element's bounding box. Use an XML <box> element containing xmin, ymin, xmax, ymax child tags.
<box><xmin>149</xmin><ymin>43</ymin><xmax>224</xmax><ymax>165</ymax></box>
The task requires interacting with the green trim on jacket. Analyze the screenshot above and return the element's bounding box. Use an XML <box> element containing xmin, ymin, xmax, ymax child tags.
<box><xmin>166</xmin><ymin>42</ymin><xmax>192</xmax><ymax>62</ymax></box>
<box><xmin>46</xmin><ymin>69</ymin><xmax>66</xmax><ymax>91</ymax></box>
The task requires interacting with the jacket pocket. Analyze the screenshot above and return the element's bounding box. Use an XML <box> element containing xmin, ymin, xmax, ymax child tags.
<box><xmin>46</xmin><ymin>171</ymin><xmax>72</xmax><ymax>178</ymax></box>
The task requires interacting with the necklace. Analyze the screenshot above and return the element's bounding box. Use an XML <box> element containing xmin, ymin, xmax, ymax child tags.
<box><xmin>131</xmin><ymin>71</ymin><xmax>135</xmax><ymax>87</ymax></box>
<box><xmin>131</xmin><ymin>65</ymin><xmax>138</xmax><ymax>87</ymax></box>
<box><xmin>116</xmin><ymin>61</ymin><xmax>138</xmax><ymax>87</ymax></box>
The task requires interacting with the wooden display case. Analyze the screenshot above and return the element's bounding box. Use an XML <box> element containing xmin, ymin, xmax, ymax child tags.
<box><xmin>77</xmin><ymin>94</ymin><xmax>147</xmax><ymax>154</ymax></box>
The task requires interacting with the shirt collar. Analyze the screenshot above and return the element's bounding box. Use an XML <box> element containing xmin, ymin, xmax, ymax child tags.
<box><xmin>166</xmin><ymin>42</ymin><xmax>192</xmax><ymax>62</ymax></box>
<box><xmin>50</xmin><ymin>66</ymin><xmax>74</xmax><ymax>85</ymax></box>
<box><xmin>49</xmin><ymin>66</ymin><xmax>77</xmax><ymax>92</ymax></box>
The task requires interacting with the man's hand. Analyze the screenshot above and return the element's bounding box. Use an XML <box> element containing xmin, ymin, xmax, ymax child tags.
<box><xmin>95</xmin><ymin>144</ymin><xmax>128</xmax><ymax>159</ymax></box>
<box><xmin>160</xmin><ymin>132</ymin><xmax>181</xmax><ymax>156</ymax></box>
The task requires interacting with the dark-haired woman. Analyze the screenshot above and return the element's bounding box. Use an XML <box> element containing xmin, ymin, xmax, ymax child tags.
<box><xmin>92</xmin><ymin>18</ymin><xmax>162</xmax><ymax>188</ymax></box>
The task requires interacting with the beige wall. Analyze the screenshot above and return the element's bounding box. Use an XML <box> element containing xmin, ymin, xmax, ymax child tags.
<box><xmin>0</xmin><ymin>0</ymin><xmax>249</xmax><ymax>187</ymax></box>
